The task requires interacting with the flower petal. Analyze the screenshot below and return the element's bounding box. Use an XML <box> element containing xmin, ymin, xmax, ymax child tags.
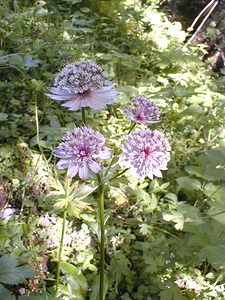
<box><xmin>79</xmin><ymin>163</ymin><xmax>89</xmax><ymax>180</ymax></box>
<box><xmin>56</xmin><ymin>159</ymin><xmax>70</xmax><ymax>169</ymax></box>
<box><xmin>45</xmin><ymin>93</ymin><xmax>72</xmax><ymax>101</ymax></box>
<box><xmin>67</xmin><ymin>165</ymin><xmax>79</xmax><ymax>178</ymax></box>
<box><xmin>89</xmin><ymin>161</ymin><xmax>102</xmax><ymax>173</ymax></box>
<box><xmin>48</xmin><ymin>87</ymin><xmax>72</xmax><ymax>95</ymax></box>
<box><xmin>62</xmin><ymin>99</ymin><xmax>82</xmax><ymax>111</ymax></box>
<box><xmin>98</xmin><ymin>149</ymin><xmax>112</xmax><ymax>159</ymax></box>
<box><xmin>53</xmin><ymin>149</ymin><xmax>73</xmax><ymax>159</ymax></box>
<box><xmin>153</xmin><ymin>168</ymin><xmax>162</xmax><ymax>178</ymax></box>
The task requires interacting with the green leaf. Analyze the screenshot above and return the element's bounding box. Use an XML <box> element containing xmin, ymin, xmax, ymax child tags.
<box><xmin>160</xmin><ymin>282</ymin><xmax>184</xmax><ymax>300</ymax></box>
<box><xmin>0</xmin><ymin>256</ymin><xmax>34</xmax><ymax>285</ymax></box>
<box><xmin>185</xmin><ymin>146</ymin><xmax>225</xmax><ymax>181</ymax></box>
<box><xmin>23</xmin><ymin>55</ymin><xmax>40</xmax><ymax>69</ymax></box>
<box><xmin>90</xmin><ymin>274</ymin><xmax>108</xmax><ymax>300</ymax></box>
<box><xmin>0</xmin><ymin>113</ymin><xmax>8</xmax><ymax>121</ymax></box>
<box><xmin>139</xmin><ymin>223</ymin><xmax>153</xmax><ymax>236</ymax></box>
<box><xmin>199</xmin><ymin>245</ymin><xmax>225</xmax><ymax>271</ymax></box>
<box><xmin>0</xmin><ymin>284</ymin><xmax>16</xmax><ymax>300</ymax></box>
<box><xmin>7</xmin><ymin>54</ymin><xmax>23</xmax><ymax>66</ymax></box>
<box><xmin>163</xmin><ymin>211</ymin><xmax>184</xmax><ymax>230</ymax></box>
<box><xmin>60</xmin><ymin>262</ymin><xmax>87</xmax><ymax>298</ymax></box>
<box><xmin>19</xmin><ymin>292</ymin><xmax>55</xmax><ymax>300</ymax></box>
<box><xmin>72</xmin><ymin>184</ymin><xmax>98</xmax><ymax>200</ymax></box>
<box><xmin>176</xmin><ymin>176</ymin><xmax>201</xmax><ymax>191</ymax></box>
<box><xmin>163</xmin><ymin>203</ymin><xmax>203</xmax><ymax>231</ymax></box>
<box><xmin>71</xmin><ymin>0</ymin><xmax>83</xmax><ymax>4</ymax></box>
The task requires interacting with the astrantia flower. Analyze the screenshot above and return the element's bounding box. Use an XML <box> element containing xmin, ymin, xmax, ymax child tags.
<box><xmin>121</xmin><ymin>129</ymin><xmax>171</xmax><ymax>180</ymax></box>
<box><xmin>46</xmin><ymin>61</ymin><xmax>118</xmax><ymax>111</ymax></box>
<box><xmin>125</xmin><ymin>96</ymin><xmax>160</xmax><ymax>125</ymax></box>
<box><xmin>53</xmin><ymin>127</ymin><xmax>111</xmax><ymax>179</ymax></box>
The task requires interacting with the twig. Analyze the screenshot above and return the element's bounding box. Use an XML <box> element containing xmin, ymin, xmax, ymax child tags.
<box><xmin>186</xmin><ymin>0</ymin><xmax>219</xmax><ymax>45</ymax></box>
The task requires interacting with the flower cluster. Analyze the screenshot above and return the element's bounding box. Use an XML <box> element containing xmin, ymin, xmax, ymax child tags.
<box><xmin>53</xmin><ymin>127</ymin><xmax>111</xmax><ymax>179</ymax></box>
<box><xmin>125</xmin><ymin>96</ymin><xmax>160</xmax><ymax>125</ymax></box>
<box><xmin>50</xmin><ymin>61</ymin><xmax>171</xmax><ymax>182</ymax></box>
<box><xmin>46</xmin><ymin>61</ymin><xmax>117</xmax><ymax>111</ymax></box>
<box><xmin>121</xmin><ymin>129</ymin><xmax>171</xmax><ymax>180</ymax></box>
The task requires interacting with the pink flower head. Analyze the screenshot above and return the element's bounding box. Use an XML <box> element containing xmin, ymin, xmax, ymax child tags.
<box><xmin>125</xmin><ymin>96</ymin><xmax>160</xmax><ymax>125</ymax></box>
<box><xmin>53</xmin><ymin>127</ymin><xmax>112</xmax><ymax>180</ymax></box>
<box><xmin>121</xmin><ymin>129</ymin><xmax>171</xmax><ymax>181</ymax></box>
<box><xmin>46</xmin><ymin>61</ymin><xmax>118</xmax><ymax>111</ymax></box>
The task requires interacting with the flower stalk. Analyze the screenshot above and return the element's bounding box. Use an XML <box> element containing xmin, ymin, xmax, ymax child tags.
<box><xmin>98</xmin><ymin>174</ymin><xmax>105</xmax><ymax>300</ymax></box>
<box><xmin>82</xmin><ymin>107</ymin><xmax>86</xmax><ymax>125</ymax></box>
<box><xmin>55</xmin><ymin>177</ymin><xmax>70</xmax><ymax>296</ymax></box>
<box><xmin>127</xmin><ymin>122</ymin><xmax>136</xmax><ymax>134</ymax></box>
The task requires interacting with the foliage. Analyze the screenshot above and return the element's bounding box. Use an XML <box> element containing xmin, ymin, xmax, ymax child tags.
<box><xmin>0</xmin><ymin>0</ymin><xmax>225</xmax><ymax>299</ymax></box>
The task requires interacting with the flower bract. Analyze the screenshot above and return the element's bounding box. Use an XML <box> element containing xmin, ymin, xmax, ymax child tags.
<box><xmin>46</xmin><ymin>61</ymin><xmax>118</xmax><ymax>111</ymax></box>
<box><xmin>53</xmin><ymin>127</ymin><xmax>112</xmax><ymax>179</ymax></box>
<box><xmin>125</xmin><ymin>96</ymin><xmax>160</xmax><ymax>125</ymax></box>
<box><xmin>121</xmin><ymin>129</ymin><xmax>171</xmax><ymax>180</ymax></box>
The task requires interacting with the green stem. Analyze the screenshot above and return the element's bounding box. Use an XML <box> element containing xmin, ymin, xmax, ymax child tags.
<box><xmin>110</xmin><ymin>168</ymin><xmax>128</xmax><ymax>181</ymax></box>
<box><xmin>127</xmin><ymin>122</ymin><xmax>136</xmax><ymax>134</ymax></box>
<box><xmin>35</xmin><ymin>97</ymin><xmax>40</xmax><ymax>144</ymax></box>
<box><xmin>98</xmin><ymin>175</ymin><xmax>105</xmax><ymax>300</ymax></box>
<box><xmin>34</xmin><ymin>96</ymin><xmax>50</xmax><ymax>173</ymax></box>
<box><xmin>82</xmin><ymin>107</ymin><xmax>86</xmax><ymax>125</ymax></box>
<box><xmin>55</xmin><ymin>178</ymin><xmax>70</xmax><ymax>296</ymax></box>
<box><xmin>203</xmin><ymin>210</ymin><xmax>225</xmax><ymax>219</ymax></box>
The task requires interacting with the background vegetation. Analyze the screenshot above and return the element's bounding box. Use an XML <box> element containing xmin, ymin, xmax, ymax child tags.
<box><xmin>0</xmin><ymin>0</ymin><xmax>225</xmax><ymax>299</ymax></box>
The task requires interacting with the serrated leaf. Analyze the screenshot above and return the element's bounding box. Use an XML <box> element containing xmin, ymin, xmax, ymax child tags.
<box><xmin>72</xmin><ymin>184</ymin><xmax>98</xmax><ymax>201</ymax></box>
<box><xmin>139</xmin><ymin>223</ymin><xmax>153</xmax><ymax>236</ymax></box>
<box><xmin>54</xmin><ymin>197</ymin><xmax>68</xmax><ymax>209</ymax></box>
<box><xmin>163</xmin><ymin>211</ymin><xmax>184</xmax><ymax>230</ymax></box>
<box><xmin>0</xmin><ymin>256</ymin><xmax>34</xmax><ymax>285</ymax></box>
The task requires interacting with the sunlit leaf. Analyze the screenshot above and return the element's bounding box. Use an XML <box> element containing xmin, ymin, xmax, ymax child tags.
<box><xmin>60</xmin><ymin>262</ymin><xmax>88</xmax><ymax>299</ymax></box>
<box><xmin>72</xmin><ymin>184</ymin><xmax>98</xmax><ymax>200</ymax></box>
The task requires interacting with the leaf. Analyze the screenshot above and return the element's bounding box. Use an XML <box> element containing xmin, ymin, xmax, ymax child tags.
<box><xmin>163</xmin><ymin>211</ymin><xmax>184</xmax><ymax>230</ymax></box>
<box><xmin>72</xmin><ymin>184</ymin><xmax>98</xmax><ymax>201</ymax></box>
<box><xmin>176</xmin><ymin>177</ymin><xmax>201</xmax><ymax>191</ymax></box>
<box><xmin>185</xmin><ymin>146</ymin><xmax>225</xmax><ymax>181</ymax></box>
<box><xmin>199</xmin><ymin>245</ymin><xmax>225</xmax><ymax>271</ymax></box>
<box><xmin>60</xmin><ymin>262</ymin><xmax>87</xmax><ymax>298</ymax></box>
<box><xmin>160</xmin><ymin>282</ymin><xmax>184</xmax><ymax>300</ymax></box>
<box><xmin>90</xmin><ymin>274</ymin><xmax>108</xmax><ymax>300</ymax></box>
<box><xmin>139</xmin><ymin>223</ymin><xmax>153</xmax><ymax>236</ymax></box>
<box><xmin>0</xmin><ymin>284</ymin><xmax>16</xmax><ymax>300</ymax></box>
<box><xmin>23</xmin><ymin>55</ymin><xmax>40</xmax><ymax>69</ymax></box>
<box><xmin>0</xmin><ymin>255</ymin><xmax>34</xmax><ymax>285</ymax></box>
<box><xmin>19</xmin><ymin>292</ymin><xmax>55</xmax><ymax>300</ymax></box>
<box><xmin>163</xmin><ymin>203</ymin><xmax>203</xmax><ymax>231</ymax></box>
<box><xmin>71</xmin><ymin>0</ymin><xmax>83</xmax><ymax>4</ymax></box>
<box><xmin>7</xmin><ymin>54</ymin><xmax>23</xmax><ymax>66</ymax></box>
<box><xmin>0</xmin><ymin>113</ymin><xmax>8</xmax><ymax>121</ymax></box>
<box><xmin>165</xmin><ymin>193</ymin><xmax>177</xmax><ymax>202</ymax></box>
